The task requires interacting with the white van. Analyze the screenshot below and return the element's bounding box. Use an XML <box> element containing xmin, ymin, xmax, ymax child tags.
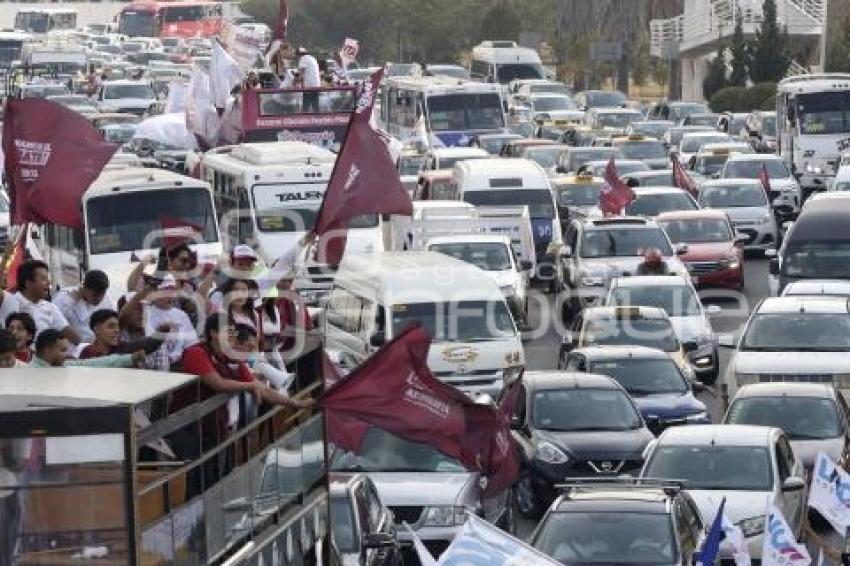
<box><xmin>455</xmin><ymin>157</ymin><xmax>563</xmax><ymax>289</ymax></box>
<box><xmin>469</xmin><ymin>41</ymin><xmax>544</xmax><ymax>85</ymax></box>
<box><xmin>389</xmin><ymin>201</ymin><xmax>480</xmax><ymax>251</ymax></box>
<box><xmin>324</xmin><ymin>251</ymin><xmax>525</xmax><ymax>395</ymax></box>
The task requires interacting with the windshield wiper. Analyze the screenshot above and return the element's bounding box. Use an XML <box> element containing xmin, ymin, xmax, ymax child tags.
<box><xmin>550</xmin><ymin>426</ymin><xmax>631</xmax><ymax>432</ymax></box>
<box><xmin>628</xmin><ymin>388</ymin><xmax>685</xmax><ymax>396</ymax></box>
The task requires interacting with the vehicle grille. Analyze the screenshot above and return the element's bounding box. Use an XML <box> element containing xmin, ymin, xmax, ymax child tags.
<box><xmin>390</xmin><ymin>506</ymin><xmax>424</xmax><ymax>524</ymax></box>
<box><xmin>687</xmin><ymin>261</ymin><xmax>720</xmax><ymax>275</ymax></box>
<box><xmin>736</xmin><ymin>228</ymin><xmax>757</xmax><ymax>244</ymax></box>
<box><xmin>759</xmin><ymin>373</ymin><xmax>833</xmax><ymax>383</ymax></box>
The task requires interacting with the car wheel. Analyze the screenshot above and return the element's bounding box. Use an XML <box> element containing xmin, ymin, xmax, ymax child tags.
<box><xmin>515</xmin><ymin>468</ymin><xmax>543</xmax><ymax>519</ymax></box>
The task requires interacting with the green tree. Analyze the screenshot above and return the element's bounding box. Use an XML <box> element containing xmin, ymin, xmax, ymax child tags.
<box><xmin>480</xmin><ymin>1</ymin><xmax>521</xmax><ymax>41</ymax></box>
<box><xmin>631</xmin><ymin>43</ymin><xmax>651</xmax><ymax>87</ymax></box>
<box><xmin>827</xmin><ymin>11</ymin><xmax>850</xmax><ymax>73</ymax></box>
<box><xmin>748</xmin><ymin>0</ymin><xmax>791</xmax><ymax>82</ymax></box>
<box><xmin>729</xmin><ymin>8</ymin><xmax>749</xmax><ymax>86</ymax></box>
<box><xmin>703</xmin><ymin>48</ymin><xmax>728</xmax><ymax>100</ymax></box>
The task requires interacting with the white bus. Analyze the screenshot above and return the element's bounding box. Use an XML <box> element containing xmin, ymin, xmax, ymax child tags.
<box><xmin>777</xmin><ymin>74</ymin><xmax>850</xmax><ymax>195</ymax></box>
<box><xmin>200</xmin><ymin>141</ymin><xmax>384</xmax><ymax>302</ymax></box>
<box><xmin>469</xmin><ymin>40</ymin><xmax>544</xmax><ymax>85</ymax></box>
<box><xmin>37</xmin><ymin>168</ymin><xmax>221</xmax><ymax>301</ymax></box>
<box><xmin>14</xmin><ymin>8</ymin><xmax>77</xmax><ymax>35</ymax></box>
<box><xmin>379</xmin><ymin>76</ymin><xmax>507</xmax><ymax>148</ymax></box>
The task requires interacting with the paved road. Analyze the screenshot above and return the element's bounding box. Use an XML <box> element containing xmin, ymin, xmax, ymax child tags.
<box><xmin>515</xmin><ymin>256</ymin><xmax>771</xmax><ymax>541</ymax></box>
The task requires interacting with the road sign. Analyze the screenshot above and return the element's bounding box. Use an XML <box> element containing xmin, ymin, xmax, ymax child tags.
<box><xmin>590</xmin><ymin>42</ymin><xmax>623</xmax><ymax>61</ymax></box>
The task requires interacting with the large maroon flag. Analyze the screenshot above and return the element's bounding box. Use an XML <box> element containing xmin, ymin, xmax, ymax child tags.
<box><xmin>671</xmin><ymin>152</ymin><xmax>698</xmax><ymax>199</ymax></box>
<box><xmin>312</xmin><ymin>69</ymin><xmax>412</xmax><ymax>264</ymax></box>
<box><xmin>321</xmin><ymin>326</ymin><xmax>520</xmax><ymax>491</ymax></box>
<box><xmin>3</xmin><ymin>99</ymin><xmax>118</xmax><ymax>228</ymax></box>
<box><xmin>599</xmin><ymin>155</ymin><xmax>636</xmax><ymax>217</ymax></box>
<box><xmin>758</xmin><ymin>163</ymin><xmax>772</xmax><ymax>196</ymax></box>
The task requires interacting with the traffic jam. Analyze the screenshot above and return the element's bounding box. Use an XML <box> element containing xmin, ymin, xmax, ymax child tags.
<box><xmin>1</xmin><ymin>0</ymin><xmax>850</xmax><ymax>565</ymax></box>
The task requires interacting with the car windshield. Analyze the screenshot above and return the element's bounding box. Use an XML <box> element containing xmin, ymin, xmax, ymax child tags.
<box><xmin>530</xmin><ymin>84</ymin><xmax>571</xmax><ymax>96</ymax></box>
<box><xmin>616</xmin><ymin>142</ymin><xmax>668</xmax><ymax>160</ymax></box>
<box><xmin>659</xmin><ymin>218</ymin><xmax>733</xmax><ymax>244</ymax></box>
<box><xmin>429</xmin><ymin>66</ymin><xmax>469</xmax><ymax>79</ymax></box>
<box><xmin>644</xmin><ymin>445</ymin><xmax>773</xmax><ymax>491</ymax></box>
<box><xmin>398</xmin><ymin>154</ymin><xmax>425</xmax><ymax>175</ymax></box>
<box><xmin>429</xmin><ymin>242</ymin><xmax>512</xmax><ymax>271</ymax></box>
<box><xmin>584</xmin><ymin>318</ymin><xmax>679</xmax><ymax>352</ymax></box>
<box><xmin>524</xmin><ymin>147</ymin><xmax>565</xmax><ymax>169</ymax></box>
<box><xmin>533</xmin><ymin>96</ymin><xmax>575</xmax><ymax>112</ymax></box>
<box><xmin>478</xmin><ymin>136</ymin><xmax>517</xmax><ymax>155</ymax></box>
<box><xmin>669</xmin><ymin>104</ymin><xmax>709</xmax><ymax>122</ymax></box>
<box><xmin>694</xmin><ymin>155</ymin><xmax>730</xmax><ymax>176</ymax></box>
<box><xmin>784</xmin><ymin>242</ymin><xmax>850</xmax><ymax>279</ymax></box>
<box><xmin>463</xmin><ymin>188</ymin><xmax>555</xmax><ymax>219</ymax></box>
<box><xmin>686</xmin><ymin>115</ymin><xmax>719</xmax><ymax>127</ymax></box>
<box><xmin>834</xmin><ymin>181</ymin><xmax>850</xmax><ymax>192</ymax></box>
<box><xmin>569</xmin><ymin>149</ymin><xmax>615</xmax><ymax>171</ymax></box>
<box><xmin>586</xmin><ymin>91</ymin><xmax>627</xmax><ymax>108</ymax></box>
<box><xmin>726</xmin><ymin>397</ymin><xmax>841</xmax><ymax>440</ymax></box>
<box><xmin>86</xmin><ymin>187</ymin><xmax>218</xmax><ymax>254</ymax></box>
<box><xmin>668</xmin><ymin>128</ymin><xmax>712</xmax><ymax>147</ymax></box>
<box><xmin>742</xmin><ymin>312</ymin><xmax>850</xmax><ymax>351</ymax></box>
<box><xmin>608</xmin><ymin>285</ymin><xmax>701</xmax><ymax>317</ymax></box>
<box><xmin>532</xmin><ymin>389</ymin><xmax>642</xmax><ymax>431</ymax></box>
<box><xmin>104</xmin><ymin>84</ymin><xmax>153</xmax><ymax>99</ymax></box>
<box><xmin>797</xmin><ymin>92</ymin><xmax>850</xmax><ymax>135</ymax></box>
<box><xmin>556</xmin><ymin>184</ymin><xmax>601</xmax><ymax>206</ymax></box>
<box><xmin>626</xmin><ymin>193</ymin><xmax>697</xmax><ymax>217</ymax></box>
<box><xmin>580</xmin><ymin>228</ymin><xmax>673</xmax><ymax>258</ymax></box>
<box><xmin>391</xmin><ymin>301</ymin><xmax>516</xmax><ymax>342</ymax></box>
<box><xmin>102</xmin><ymin>125</ymin><xmax>138</xmax><ymax>144</ymax></box>
<box><xmin>533</xmin><ymin>512</ymin><xmax>676</xmax><ymax>564</ymax></box>
<box><xmin>427</xmin><ymin>93</ymin><xmax>505</xmax><ymax>131</ymax></box>
<box><xmin>627</xmin><ymin>173</ymin><xmax>674</xmax><ymax>187</ymax></box>
<box><xmin>629</xmin><ymin>122</ymin><xmax>672</xmax><ymax>138</ymax></box>
<box><xmin>597</xmin><ymin>113</ymin><xmax>640</xmax><ymax>128</ymax></box>
<box><xmin>590</xmin><ymin>358</ymin><xmax>688</xmax><ymax>395</ymax></box>
<box><xmin>700</xmin><ymin>185</ymin><xmax>767</xmax><ymax>208</ymax></box>
<box><xmin>497</xmin><ymin>63</ymin><xmax>543</xmax><ymax>83</ymax></box>
<box><xmin>331</xmin><ymin>427</ymin><xmax>466</xmax><ymax>473</ymax></box>
<box><xmin>680</xmin><ymin>135</ymin><xmax>730</xmax><ymax>153</ymax></box>
<box><xmin>724</xmin><ymin>160</ymin><xmax>790</xmax><ymax>179</ymax></box>
<box><xmin>589</xmin><ymin>162</ymin><xmax>649</xmax><ymax>176</ymax></box>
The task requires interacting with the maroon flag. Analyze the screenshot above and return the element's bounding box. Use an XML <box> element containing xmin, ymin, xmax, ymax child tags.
<box><xmin>599</xmin><ymin>155</ymin><xmax>636</xmax><ymax>217</ymax></box>
<box><xmin>3</xmin><ymin>99</ymin><xmax>118</xmax><ymax>228</ymax></box>
<box><xmin>272</xmin><ymin>0</ymin><xmax>288</xmax><ymax>42</ymax></box>
<box><xmin>671</xmin><ymin>152</ymin><xmax>698</xmax><ymax>199</ymax></box>
<box><xmin>758</xmin><ymin>163</ymin><xmax>772</xmax><ymax>196</ymax></box>
<box><xmin>313</xmin><ymin>69</ymin><xmax>413</xmax><ymax>264</ymax></box>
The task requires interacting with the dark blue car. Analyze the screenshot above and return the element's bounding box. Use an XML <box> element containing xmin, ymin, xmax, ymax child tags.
<box><xmin>559</xmin><ymin>345</ymin><xmax>709</xmax><ymax>434</ymax></box>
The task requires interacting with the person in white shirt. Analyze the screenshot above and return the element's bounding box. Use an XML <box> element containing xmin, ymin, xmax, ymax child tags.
<box><xmin>143</xmin><ymin>274</ymin><xmax>198</xmax><ymax>369</ymax></box>
<box><xmin>53</xmin><ymin>270</ymin><xmax>115</xmax><ymax>344</ymax></box>
<box><xmin>13</xmin><ymin>260</ymin><xmax>80</xmax><ymax>343</ymax></box>
<box><xmin>297</xmin><ymin>46</ymin><xmax>321</xmax><ymax>112</ymax></box>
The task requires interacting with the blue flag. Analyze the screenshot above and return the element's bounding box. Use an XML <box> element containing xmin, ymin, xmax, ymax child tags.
<box><xmin>698</xmin><ymin>497</ymin><xmax>727</xmax><ymax>566</ymax></box>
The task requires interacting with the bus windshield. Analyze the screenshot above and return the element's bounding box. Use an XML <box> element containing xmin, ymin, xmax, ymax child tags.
<box><xmin>162</xmin><ymin>5</ymin><xmax>205</xmax><ymax>22</ymax></box>
<box><xmin>463</xmin><ymin>188</ymin><xmax>555</xmax><ymax>219</ymax></box>
<box><xmin>118</xmin><ymin>10</ymin><xmax>157</xmax><ymax>37</ymax></box>
<box><xmin>497</xmin><ymin>63</ymin><xmax>543</xmax><ymax>84</ymax></box>
<box><xmin>797</xmin><ymin>92</ymin><xmax>850</xmax><ymax>135</ymax></box>
<box><xmin>86</xmin><ymin>187</ymin><xmax>218</xmax><ymax>254</ymax></box>
<box><xmin>427</xmin><ymin>93</ymin><xmax>504</xmax><ymax>132</ymax></box>
<box><xmin>15</xmin><ymin>12</ymin><xmax>49</xmax><ymax>33</ymax></box>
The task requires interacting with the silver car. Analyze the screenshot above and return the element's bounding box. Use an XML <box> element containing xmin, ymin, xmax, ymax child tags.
<box><xmin>723</xmin><ymin>383</ymin><xmax>850</xmax><ymax>470</ymax></box>
<box><xmin>699</xmin><ymin>179</ymin><xmax>778</xmax><ymax>251</ymax></box>
<box><xmin>331</xmin><ymin>427</ymin><xmax>514</xmax><ymax>560</ymax></box>
<box><xmin>721</xmin><ymin>154</ymin><xmax>802</xmax><ymax>219</ymax></box>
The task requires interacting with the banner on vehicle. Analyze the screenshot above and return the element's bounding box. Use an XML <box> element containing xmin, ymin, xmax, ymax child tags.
<box><xmin>438</xmin><ymin>514</ymin><xmax>561</xmax><ymax>565</ymax></box>
<box><xmin>762</xmin><ymin>504</ymin><xmax>810</xmax><ymax>566</ymax></box>
<box><xmin>223</xmin><ymin>22</ymin><xmax>264</xmax><ymax>71</ymax></box>
<box><xmin>808</xmin><ymin>452</ymin><xmax>850</xmax><ymax>536</ymax></box>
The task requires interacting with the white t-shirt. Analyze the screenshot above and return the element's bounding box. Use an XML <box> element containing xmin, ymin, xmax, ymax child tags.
<box><xmin>53</xmin><ymin>288</ymin><xmax>116</xmax><ymax>344</ymax></box>
<box><xmin>143</xmin><ymin>304</ymin><xmax>198</xmax><ymax>365</ymax></box>
<box><xmin>14</xmin><ymin>293</ymin><xmax>69</xmax><ymax>338</ymax></box>
<box><xmin>298</xmin><ymin>54</ymin><xmax>321</xmax><ymax>88</ymax></box>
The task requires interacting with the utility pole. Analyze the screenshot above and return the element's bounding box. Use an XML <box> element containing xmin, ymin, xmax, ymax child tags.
<box><xmin>820</xmin><ymin>0</ymin><xmax>830</xmax><ymax>71</ymax></box>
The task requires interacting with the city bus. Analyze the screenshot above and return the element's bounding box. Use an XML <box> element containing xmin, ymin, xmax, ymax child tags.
<box><xmin>117</xmin><ymin>1</ymin><xmax>224</xmax><ymax>39</ymax></box>
<box><xmin>35</xmin><ymin>167</ymin><xmax>222</xmax><ymax>302</ymax></box>
<box><xmin>13</xmin><ymin>8</ymin><xmax>77</xmax><ymax>34</ymax></box>
<box><xmin>777</xmin><ymin>74</ymin><xmax>850</xmax><ymax>197</ymax></box>
<box><xmin>379</xmin><ymin>76</ymin><xmax>507</xmax><ymax>148</ymax></box>
<box><xmin>0</xmin><ymin>353</ymin><xmax>326</xmax><ymax>564</ymax></box>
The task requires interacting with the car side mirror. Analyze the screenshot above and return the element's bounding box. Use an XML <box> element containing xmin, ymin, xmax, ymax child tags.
<box><xmin>369</xmin><ymin>331</ymin><xmax>385</xmax><ymax>348</ymax></box>
<box><xmin>674</xmin><ymin>243</ymin><xmax>689</xmax><ymax>255</ymax></box>
<box><xmin>363</xmin><ymin>532</ymin><xmax>396</xmax><ymax>550</ymax></box>
<box><xmin>782</xmin><ymin>476</ymin><xmax>805</xmax><ymax>492</ymax></box>
<box><xmin>705</xmin><ymin>305</ymin><xmax>722</xmax><ymax>316</ymax></box>
<box><xmin>519</xmin><ymin>260</ymin><xmax>534</xmax><ymax>272</ymax></box>
<box><xmin>769</xmin><ymin>258</ymin><xmax>780</xmax><ymax>276</ymax></box>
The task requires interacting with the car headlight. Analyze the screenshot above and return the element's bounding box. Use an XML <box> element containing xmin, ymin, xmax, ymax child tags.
<box><xmin>685</xmin><ymin>411</ymin><xmax>709</xmax><ymax>422</ymax></box>
<box><xmin>735</xmin><ymin>372</ymin><xmax>759</xmax><ymax>386</ymax></box>
<box><xmin>421</xmin><ymin>506</ymin><xmax>467</xmax><ymax>527</ymax></box>
<box><xmin>500</xmin><ymin>285</ymin><xmax>516</xmax><ymax>297</ymax></box>
<box><xmin>691</xmin><ymin>355</ymin><xmax>714</xmax><ymax>368</ymax></box>
<box><xmin>737</xmin><ymin>515</ymin><xmax>765</xmax><ymax>537</ymax></box>
<box><xmin>536</xmin><ymin>441</ymin><xmax>570</xmax><ymax>465</ymax></box>
<box><xmin>806</xmin><ymin>164</ymin><xmax>823</xmax><ymax>175</ymax></box>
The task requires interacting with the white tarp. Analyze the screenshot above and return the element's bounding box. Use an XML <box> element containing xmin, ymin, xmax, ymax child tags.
<box><xmin>132</xmin><ymin>112</ymin><xmax>197</xmax><ymax>150</ymax></box>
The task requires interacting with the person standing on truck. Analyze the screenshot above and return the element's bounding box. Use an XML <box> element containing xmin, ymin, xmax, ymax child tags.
<box><xmin>53</xmin><ymin>270</ymin><xmax>115</xmax><ymax>344</ymax></box>
<box><xmin>296</xmin><ymin>46</ymin><xmax>321</xmax><ymax>112</ymax></box>
<box><xmin>12</xmin><ymin>260</ymin><xmax>81</xmax><ymax>344</ymax></box>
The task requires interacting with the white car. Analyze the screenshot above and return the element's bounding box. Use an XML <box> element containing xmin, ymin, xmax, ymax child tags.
<box><xmin>605</xmin><ymin>275</ymin><xmax>720</xmax><ymax>383</ymax></box>
<box><xmin>641</xmin><ymin>424</ymin><xmax>807</xmax><ymax>560</ymax></box>
<box><xmin>721</xmin><ymin>154</ymin><xmax>802</xmax><ymax>219</ymax></box>
<box><xmin>626</xmin><ymin>186</ymin><xmax>699</xmax><ymax>218</ymax></box>
<box><xmin>781</xmin><ymin>279</ymin><xmax>850</xmax><ymax>298</ymax></box>
<box><xmin>96</xmin><ymin>80</ymin><xmax>156</xmax><ymax>116</ymax></box>
<box><xmin>422</xmin><ymin>147</ymin><xmax>489</xmax><ymax>171</ymax></box>
<box><xmin>427</xmin><ymin>235</ymin><xmax>532</xmax><ymax>327</ymax></box>
<box><xmin>721</xmin><ymin>296</ymin><xmax>850</xmax><ymax>398</ymax></box>
<box><xmin>677</xmin><ymin>131</ymin><xmax>733</xmax><ymax>164</ymax></box>
<box><xmin>698</xmin><ymin>179</ymin><xmax>778</xmax><ymax>252</ymax></box>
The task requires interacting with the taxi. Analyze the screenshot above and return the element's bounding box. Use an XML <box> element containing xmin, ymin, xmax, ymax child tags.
<box><xmin>550</xmin><ymin>174</ymin><xmax>604</xmax><ymax>222</ymax></box>
<box><xmin>610</xmin><ymin>134</ymin><xmax>670</xmax><ymax>170</ymax></box>
<box><xmin>687</xmin><ymin>142</ymin><xmax>754</xmax><ymax>181</ymax></box>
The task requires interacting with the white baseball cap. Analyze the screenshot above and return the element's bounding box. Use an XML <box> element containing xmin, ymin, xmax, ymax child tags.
<box><xmin>231</xmin><ymin>245</ymin><xmax>258</xmax><ymax>261</ymax></box>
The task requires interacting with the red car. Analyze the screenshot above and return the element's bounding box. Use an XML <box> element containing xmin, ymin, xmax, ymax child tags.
<box><xmin>657</xmin><ymin>209</ymin><xmax>745</xmax><ymax>290</ymax></box>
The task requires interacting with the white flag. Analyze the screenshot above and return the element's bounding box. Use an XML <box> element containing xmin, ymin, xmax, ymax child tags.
<box><xmin>436</xmin><ymin>514</ymin><xmax>561</xmax><ymax>565</ymax></box>
<box><xmin>338</xmin><ymin>37</ymin><xmax>359</xmax><ymax>69</ymax></box>
<box><xmin>403</xmin><ymin>522</ymin><xmax>437</xmax><ymax>566</ymax></box>
<box><xmin>185</xmin><ymin>67</ymin><xmax>220</xmax><ymax>148</ymax></box>
<box><xmin>164</xmin><ymin>80</ymin><xmax>187</xmax><ymax>114</ymax></box>
<box><xmin>809</xmin><ymin>452</ymin><xmax>850</xmax><ymax>535</ymax></box>
<box><xmin>721</xmin><ymin>514</ymin><xmax>751</xmax><ymax>566</ymax></box>
<box><xmin>762</xmin><ymin>504</ymin><xmax>810</xmax><ymax>566</ymax></box>
<box><xmin>209</xmin><ymin>40</ymin><xmax>245</xmax><ymax>109</ymax></box>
